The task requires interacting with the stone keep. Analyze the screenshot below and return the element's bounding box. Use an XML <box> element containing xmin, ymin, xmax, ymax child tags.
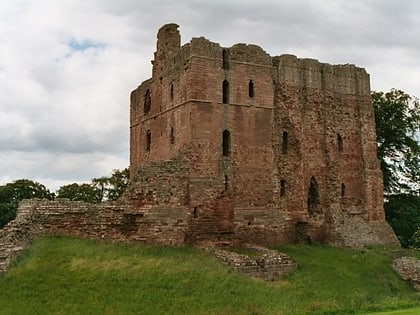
<box><xmin>128</xmin><ymin>23</ymin><xmax>398</xmax><ymax>247</ymax></box>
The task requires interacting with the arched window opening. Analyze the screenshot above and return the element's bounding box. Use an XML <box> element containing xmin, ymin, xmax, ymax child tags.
<box><xmin>307</xmin><ymin>176</ymin><xmax>320</xmax><ymax>215</ymax></box>
<box><xmin>341</xmin><ymin>183</ymin><xmax>346</xmax><ymax>197</ymax></box>
<box><xmin>248</xmin><ymin>80</ymin><xmax>254</xmax><ymax>98</ymax></box>
<box><xmin>222</xmin><ymin>130</ymin><xmax>231</xmax><ymax>157</ymax></box>
<box><xmin>146</xmin><ymin>130</ymin><xmax>151</xmax><ymax>152</ymax></box>
<box><xmin>170</xmin><ymin>83</ymin><xmax>174</xmax><ymax>101</ymax></box>
<box><xmin>280</xmin><ymin>179</ymin><xmax>286</xmax><ymax>197</ymax></box>
<box><xmin>282</xmin><ymin>131</ymin><xmax>288</xmax><ymax>154</ymax></box>
<box><xmin>170</xmin><ymin>127</ymin><xmax>175</xmax><ymax>144</ymax></box>
<box><xmin>144</xmin><ymin>89</ymin><xmax>151</xmax><ymax>114</ymax></box>
<box><xmin>224</xmin><ymin>175</ymin><xmax>229</xmax><ymax>191</ymax></box>
<box><xmin>337</xmin><ymin>133</ymin><xmax>343</xmax><ymax>153</ymax></box>
<box><xmin>222</xmin><ymin>49</ymin><xmax>229</xmax><ymax>70</ymax></box>
<box><xmin>222</xmin><ymin>80</ymin><xmax>229</xmax><ymax>104</ymax></box>
<box><xmin>193</xmin><ymin>207</ymin><xmax>198</xmax><ymax>218</ymax></box>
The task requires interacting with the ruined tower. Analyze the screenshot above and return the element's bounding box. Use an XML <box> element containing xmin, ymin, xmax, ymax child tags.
<box><xmin>128</xmin><ymin>23</ymin><xmax>398</xmax><ymax>247</ymax></box>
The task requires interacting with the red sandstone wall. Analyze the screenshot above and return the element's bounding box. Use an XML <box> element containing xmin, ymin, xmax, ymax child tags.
<box><xmin>127</xmin><ymin>24</ymin><xmax>396</xmax><ymax>246</ymax></box>
<box><xmin>11</xmin><ymin>198</ymin><xmax>189</xmax><ymax>246</ymax></box>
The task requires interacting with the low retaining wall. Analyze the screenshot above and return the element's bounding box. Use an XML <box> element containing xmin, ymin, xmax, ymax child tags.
<box><xmin>392</xmin><ymin>256</ymin><xmax>420</xmax><ymax>290</ymax></box>
<box><xmin>0</xmin><ymin>198</ymin><xmax>189</xmax><ymax>274</ymax></box>
<box><xmin>207</xmin><ymin>244</ymin><xmax>297</xmax><ymax>281</ymax></box>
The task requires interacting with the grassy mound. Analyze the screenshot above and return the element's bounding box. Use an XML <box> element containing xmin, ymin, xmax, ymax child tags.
<box><xmin>0</xmin><ymin>237</ymin><xmax>419</xmax><ymax>314</ymax></box>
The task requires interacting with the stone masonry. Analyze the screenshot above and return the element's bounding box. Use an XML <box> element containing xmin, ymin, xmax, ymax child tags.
<box><xmin>392</xmin><ymin>256</ymin><xmax>420</xmax><ymax>290</ymax></box>
<box><xmin>128</xmin><ymin>23</ymin><xmax>398</xmax><ymax>247</ymax></box>
<box><xmin>206</xmin><ymin>244</ymin><xmax>297</xmax><ymax>281</ymax></box>
<box><xmin>1</xmin><ymin>24</ymin><xmax>399</xmax><ymax>274</ymax></box>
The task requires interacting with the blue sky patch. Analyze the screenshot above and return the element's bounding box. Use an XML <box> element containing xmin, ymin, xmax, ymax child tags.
<box><xmin>68</xmin><ymin>39</ymin><xmax>106</xmax><ymax>52</ymax></box>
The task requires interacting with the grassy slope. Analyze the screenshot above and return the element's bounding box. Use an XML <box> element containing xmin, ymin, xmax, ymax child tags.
<box><xmin>0</xmin><ymin>237</ymin><xmax>419</xmax><ymax>315</ymax></box>
<box><xmin>362</xmin><ymin>308</ymin><xmax>420</xmax><ymax>315</ymax></box>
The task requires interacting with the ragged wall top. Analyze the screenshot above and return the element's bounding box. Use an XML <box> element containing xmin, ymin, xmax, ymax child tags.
<box><xmin>129</xmin><ymin>24</ymin><xmax>384</xmax><ymax>222</ymax></box>
<box><xmin>273</xmin><ymin>54</ymin><xmax>371</xmax><ymax>95</ymax></box>
<box><xmin>130</xmin><ymin>23</ymin><xmax>274</xmax><ymax>170</ymax></box>
<box><xmin>272</xmin><ymin>53</ymin><xmax>382</xmax><ymax>223</ymax></box>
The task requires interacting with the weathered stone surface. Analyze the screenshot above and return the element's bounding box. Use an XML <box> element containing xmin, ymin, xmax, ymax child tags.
<box><xmin>207</xmin><ymin>244</ymin><xmax>297</xmax><ymax>281</ymax></box>
<box><xmin>392</xmin><ymin>257</ymin><xmax>420</xmax><ymax>290</ymax></box>
<box><xmin>129</xmin><ymin>23</ymin><xmax>398</xmax><ymax>247</ymax></box>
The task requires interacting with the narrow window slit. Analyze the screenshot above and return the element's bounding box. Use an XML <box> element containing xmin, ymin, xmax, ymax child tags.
<box><xmin>144</xmin><ymin>89</ymin><xmax>151</xmax><ymax>114</ymax></box>
<box><xmin>222</xmin><ymin>49</ymin><xmax>229</xmax><ymax>70</ymax></box>
<box><xmin>249</xmin><ymin>80</ymin><xmax>254</xmax><ymax>98</ymax></box>
<box><xmin>146</xmin><ymin>130</ymin><xmax>151</xmax><ymax>152</ymax></box>
<box><xmin>222</xmin><ymin>80</ymin><xmax>229</xmax><ymax>104</ymax></box>
<box><xmin>170</xmin><ymin>127</ymin><xmax>175</xmax><ymax>144</ymax></box>
<box><xmin>280</xmin><ymin>180</ymin><xmax>286</xmax><ymax>197</ymax></box>
<box><xmin>282</xmin><ymin>131</ymin><xmax>288</xmax><ymax>154</ymax></box>
<box><xmin>307</xmin><ymin>176</ymin><xmax>320</xmax><ymax>215</ymax></box>
<box><xmin>337</xmin><ymin>133</ymin><xmax>343</xmax><ymax>153</ymax></box>
<box><xmin>222</xmin><ymin>130</ymin><xmax>231</xmax><ymax>156</ymax></box>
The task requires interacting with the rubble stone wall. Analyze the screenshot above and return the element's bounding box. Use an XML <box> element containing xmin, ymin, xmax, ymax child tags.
<box><xmin>128</xmin><ymin>23</ymin><xmax>398</xmax><ymax>247</ymax></box>
<box><xmin>392</xmin><ymin>257</ymin><xmax>420</xmax><ymax>290</ymax></box>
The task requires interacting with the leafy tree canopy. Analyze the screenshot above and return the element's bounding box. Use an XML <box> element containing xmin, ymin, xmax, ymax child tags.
<box><xmin>385</xmin><ymin>193</ymin><xmax>420</xmax><ymax>248</ymax></box>
<box><xmin>373</xmin><ymin>89</ymin><xmax>420</xmax><ymax>248</ymax></box>
<box><xmin>56</xmin><ymin>183</ymin><xmax>101</xmax><ymax>203</ymax></box>
<box><xmin>0</xmin><ymin>179</ymin><xmax>54</xmax><ymax>228</ymax></box>
<box><xmin>57</xmin><ymin>167</ymin><xmax>129</xmax><ymax>203</ymax></box>
<box><xmin>0</xmin><ymin>168</ymin><xmax>129</xmax><ymax>228</ymax></box>
<box><xmin>91</xmin><ymin>167</ymin><xmax>129</xmax><ymax>201</ymax></box>
<box><xmin>372</xmin><ymin>89</ymin><xmax>420</xmax><ymax>194</ymax></box>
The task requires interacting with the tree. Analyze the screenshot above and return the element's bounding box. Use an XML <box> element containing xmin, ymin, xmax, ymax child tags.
<box><xmin>91</xmin><ymin>167</ymin><xmax>129</xmax><ymax>201</ymax></box>
<box><xmin>107</xmin><ymin>168</ymin><xmax>130</xmax><ymax>201</ymax></box>
<box><xmin>372</xmin><ymin>89</ymin><xmax>420</xmax><ymax>248</ymax></box>
<box><xmin>0</xmin><ymin>179</ymin><xmax>54</xmax><ymax>228</ymax></box>
<box><xmin>57</xmin><ymin>167</ymin><xmax>130</xmax><ymax>203</ymax></box>
<box><xmin>384</xmin><ymin>194</ymin><xmax>420</xmax><ymax>247</ymax></box>
<box><xmin>56</xmin><ymin>183</ymin><xmax>101</xmax><ymax>203</ymax></box>
<box><xmin>372</xmin><ymin>89</ymin><xmax>420</xmax><ymax>194</ymax></box>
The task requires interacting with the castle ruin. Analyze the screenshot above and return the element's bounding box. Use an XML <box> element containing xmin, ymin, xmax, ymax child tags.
<box><xmin>127</xmin><ymin>23</ymin><xmax>397</xmax><ymax>246</ymax></box>
<box><xmin>0</xmin><ymin>24</ymin><xmax>398</xmax><ymax>271</ymax></box>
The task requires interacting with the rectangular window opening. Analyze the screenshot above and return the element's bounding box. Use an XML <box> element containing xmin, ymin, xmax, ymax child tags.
<box><xmin>337</xmin><ymin>133</ymin><xmax>343</xmax><ymax>153</ymax></box>
<box><xmin>249</xmin><ymin>80</ymin><xmax>254</xmax><ymax>98</ymax></box>
<box><xmin>222</xmin><ymin>49</ymin><xmax>229</xmax><ymax>70</ymax></box>
<box><xmin>222</xmin><ymin>130</ymin><xmax>231</xmax><ymax>156</ymax></box>
<box><xmin>170</xmin><ymin>127</ymin><xmax>175</xmax><ymax>144</ymax></box>
<box><xmin>282</xmin><ymin>131</ymin><xmax>288</xmax><ymax>154</ymax></box>
<box><xmin>146</xmin><ymin>130</ymin><xmax>151</xmax><ymax>152</ymax></box>
<box><xmin>280</xmin><ymin>180</ymin><xmax>286</xmax><ymax>197</ymax></box>
<box><xmin>222</xmin><ymin>80</ymin><xmax>229</xmax><ymax>104</ymax></box>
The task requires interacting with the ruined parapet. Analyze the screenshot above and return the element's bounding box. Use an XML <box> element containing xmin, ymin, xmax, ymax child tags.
<box><xmin>153</xmin><ymin>23</ymin><xmax>181</xmax><ymax>77</ymax></box>
<box><xmin>0</xmin><ymin>199</ymin><xmax>43</xmax><ymax>274</ymax></box>
<box><xmin>0</xmin><ymin>196</ymin><xmax>186</xmax><ymax>275</ymax></box>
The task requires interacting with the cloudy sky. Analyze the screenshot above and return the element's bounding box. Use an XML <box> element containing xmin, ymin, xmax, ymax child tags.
<box><xmin>1</xmin><ymin>0</ymin><xmax>419</xmax><ymax>192</ymax></box>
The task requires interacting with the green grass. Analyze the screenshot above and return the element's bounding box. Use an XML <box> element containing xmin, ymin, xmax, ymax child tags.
<box><xmin>362</xmin><ymin>306</ymin><xmax>420</xmax><ymax>314</ymax></box>
<box><xmin>0</xmin><ymin>237</ymin><xmax>419</xmax><ymax>314</ymax></box>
